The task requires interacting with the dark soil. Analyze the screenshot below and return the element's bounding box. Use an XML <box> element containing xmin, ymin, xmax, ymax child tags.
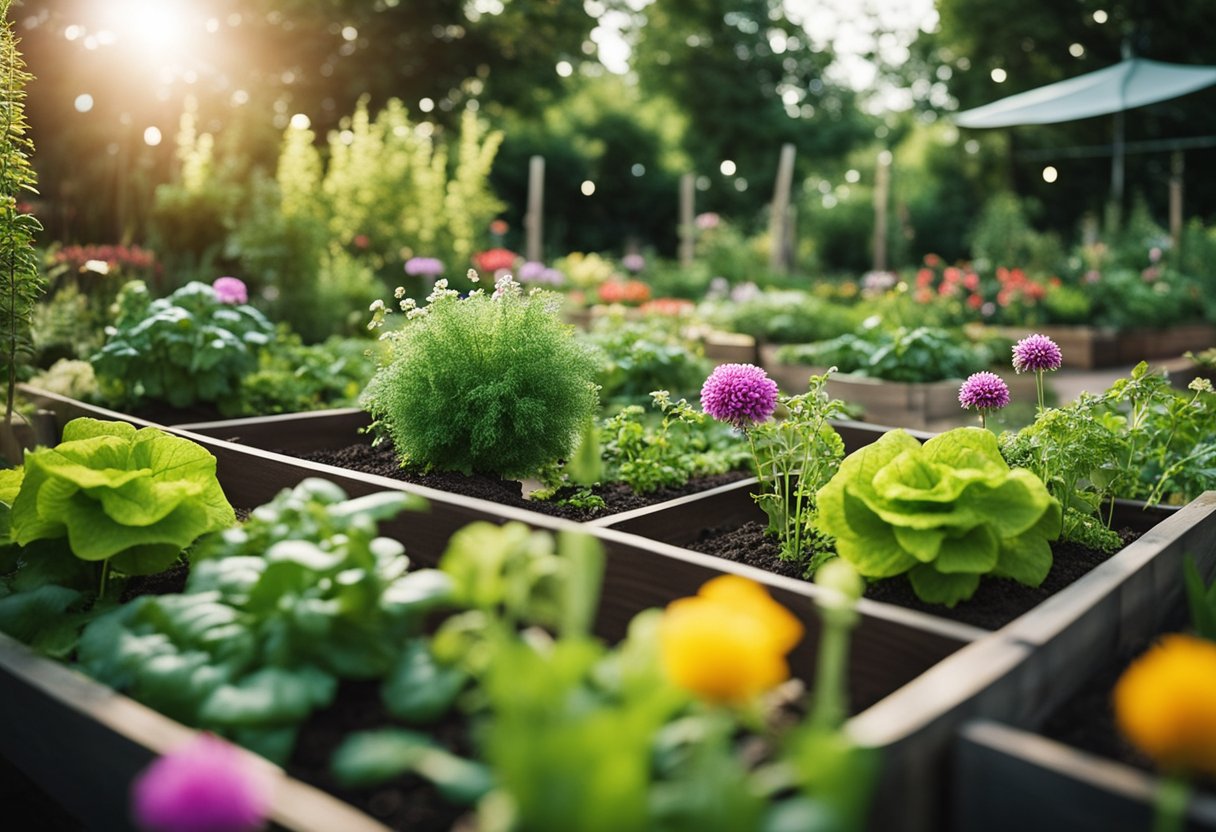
<box><xmin>688</xmin><ymin>521</ymin><xmax>1137</xmax><ymax>631</ymax></box>
<box><xmin>126</xmin><ymin>400</ymin><xmax>230</xmax><ymax>425</ymax></box>
<box><xmin>287</xmin><ymin>680</ymin><xmax>473</xmax><ymax>832</ymax></box>
<box><xmin>293</xmin><ymin>440</ymin><xmax>748</xmax><ymax>521</ymax></box>
<box><xmin>119</xmin><ymin>561</ymin><xmax>190</xmax><ymax>601</ymax></box>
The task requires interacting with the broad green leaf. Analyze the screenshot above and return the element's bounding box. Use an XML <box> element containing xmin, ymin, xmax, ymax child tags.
<box><xmin>382</xmin><ymin>641</ymin><xmax>468</xmax><ymax>723</ymax></box>
<box><xmin>932</xmin><ymin>524</ymin><xmax>999</xmax><ymax>574</ymax></box>
<box><xmin>994</xmin><ymin>534</ymin><xmax>1054</xmax><ymax>588</ymax></box>
<box><xmin>331</xmin><ymin>728</ymin><xmax>435</xmax><ymax>785</ymax></box>
<box><xmin>199</xmin><ymin>665</ymin><xmax>336</xmax><ymax>726</ymax></box>
<box><xmin>0</xmin><ymin>584</ymin><xmax>82</xmax><ymax>642</ymax></box>
<box><xmin>907</xmin><ymin>565</ymin><xmax>980</xmax><ymax>607</ymax></box>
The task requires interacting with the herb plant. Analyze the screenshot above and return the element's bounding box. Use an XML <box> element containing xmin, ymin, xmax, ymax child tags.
<box><xmin>0</xmin><ymin>0</ymin><xmax>43</xmax><ymax>461</ymax></box>
<box><xmin>362</xmin><ymin>276</ymin><xmax>599</xmax><ymax>478</ymax></box>
<box><xmin>92</xmin><ymin>280</ymin><xmax>274</xmax><ymax>414</ymax></box>
<box><xmin>748</xmin><ymin>371</ymin><xmax>850</xmax><ymax>572</ymax></box>
<box><xmin>581</xmin><ymin>315</ymin><xmax>711</xmax><ymax>406</ymax></box>
<box><xmin>78</xmin><ymin>479</ymin><xmax>447</xmax><ymax>764</ymax></box>
<box><xmin>816</xmin><ymin>427</ymin><xmax>1061</xmax><ymax>607</ymax></box>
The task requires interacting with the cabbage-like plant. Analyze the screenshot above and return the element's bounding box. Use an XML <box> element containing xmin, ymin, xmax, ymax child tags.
<box><xmin>91</xmin><ymin>280</ymin><xmax>273</xmax><ymax>414</ymax></box>
<box><xmin>10</xmin><ymin>418</ymin><xmax>235</xmax><ymax>579</ymax></box>
<box><xmin>815</xmin><ymin>427</ymin><xmax>1060</xmax><ymax>607</ymax></box>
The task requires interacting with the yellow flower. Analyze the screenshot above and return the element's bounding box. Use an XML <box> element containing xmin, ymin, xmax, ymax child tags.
<box><xmin>1114</xmin><ymin>634</ymin><xmax>1216</xmax><ymax>777</ymax></box>
<box><xmin>659</xmin><ymin>575</ymin><xmax>804</xmax><ymax>705</ymax></box>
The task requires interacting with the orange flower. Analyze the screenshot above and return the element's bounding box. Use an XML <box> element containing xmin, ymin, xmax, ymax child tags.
<box><xmin>659</xmin><ymin>576</ymin><xmax>803</xmax><ymax>704</ymax></box>
<box><xmin>1114</xmin><ymin>634</ymin><xmax>1216</xmax><ymax>777</ymax></box>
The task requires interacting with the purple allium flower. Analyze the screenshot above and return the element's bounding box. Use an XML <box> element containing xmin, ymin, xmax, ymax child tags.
<box><xmin>622</xmin><ymin>253</ymin><xmax>646</xmax><ymax>273</ymax></box>
<box><xmin>701</xmin><ymin>363</ymin><xmax>779</xmax><ymax>428</ymax></box>
<box><xmin>1012</xmin><ymin>333</ymin><xmax>1063</xmax><ymax>374</ymax></box>
<box><xmin>404</xmin><ymin>257</ymin><xmax>445</xmax><ymax>277</ymax></box>
<box><xmin>211</xmin><ymin>277</ymin><xmax>247</xmax><ymax>305</ymax></box>
<box><xmin>131</xmin><ymin>735</ymin><xmax>273</xmax><ymax>832</ymax></box>
<box><xmin>540</xmin><ymin>267</ymin><xmax>565</xmax><ymax>286</ymax></box>
<box><xmin>958</xmin><ymin>372</ymin><xmax>1011</xmax><ymax>411</ymax></box>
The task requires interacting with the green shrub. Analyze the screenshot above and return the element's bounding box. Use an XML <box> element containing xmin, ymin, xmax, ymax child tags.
<box><xmin>91</xmin><ymin>280</ymin><xmax>273</xmax><ymax>414</ymax></box>
<box><xmin>709</xmin><ymin>290</ymin><xmax>863</xmax><ymax>344</ymax></box>
<box><xmin>581</xmin><ymin>316</ymin><xmax>710</xmax><ymax>405</ymax></box>
<box><xmin>363</xmin><ymin>277</ymin><xmax>600</xmax><ymax>478</ymax></box>
<box><xmin>816</xmin><ymin>427</ymin><xmax>1060</xmax><ymax>607</ymax></box>
<box><xmin>236</xmin><ymin>330</ymin><xmax>378</xmax><ymax>416</ymax></box>
<box><xmin>776</xmin><ymin>326</ymin><xmax>996</xmax><ymax>383</ymax></box>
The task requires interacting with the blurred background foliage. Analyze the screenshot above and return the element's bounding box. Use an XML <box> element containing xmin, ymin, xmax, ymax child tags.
<box><xmin>13</xmin><ymin>0</ymin><xmax>1216</xmax><ymax>287</ymax></box>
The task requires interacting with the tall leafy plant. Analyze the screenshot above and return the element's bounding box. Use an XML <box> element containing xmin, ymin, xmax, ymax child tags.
<box><xmin>0</xmin><ymin>0</ymin><xmax>43</xmax><ymax>461</ymax></box>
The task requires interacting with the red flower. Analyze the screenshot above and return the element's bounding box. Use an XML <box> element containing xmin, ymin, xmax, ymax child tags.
<box><xmin>962</xmin><ymin>272</ymin><xmax>980</xmax><ymax>291</ymax></box>
<box><xmin>967</xmin><ymin>293</ymin><xmax>983</xmax><ymax>310</ymax></box>
<box><xmin>641</xmin><ymin>298</ymin><xmax>694</xmax><ymax>316</ymax></box>
<box><xmin>916</xmin><ymin>268</ymin><xmax>934</xmax><ymax>288</ymax></box>
<box><xmin>598</xmin><ymin>279</ymin><xmax>651</xmax><ymax>305</ymax></box>
<box><xmin>473</xmin><ymin>248</ymin><xmax>518</xmax><ymax>273</ymax></box>
<box><xmin>353</xmin><ymin>234</ymin><xmax>370</xmax><ymax>250</ymax></box>
<box><xmin>490</xmin><ymin>219</ymin><xmax>509</xmax><ymax>236</ymax></box>
<box><xmin>923</xmin><ymin>253</ymin><xmax>942</xmax><ymax>267</ymax></box>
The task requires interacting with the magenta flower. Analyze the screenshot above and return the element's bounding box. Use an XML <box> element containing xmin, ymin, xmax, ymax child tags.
<box><xmin>1012</xmin><ymin>333</ymin><xmax>1063</xmax><ymax>374</ymax></box>
<box><xmin>404</xmin><ymin>257</ymin><xmax>445</xmax><ymax>277</ymax></box>
<box><xmin>959</xmin><ymin>372</ymin><xmax>1010</xmax><ymax>427</ymax></box>
<box><xmin>131</xmin><ymin>735</ymin><xmax>273</xmax><ymax>832</ymax></box>
<box><xmin>959</xmin><ymin>372</ymin><xmax>1010</xmax><ymax>410</ymax></box>
<box><xmin>211</xmin><ymin>277</ymin><xmax>248</xmax><ymax>305</ymax></box>
<box><xmin>701</xmin><ymin>364</ymin><xmax>779</xmax><ymax>428</ymax></box>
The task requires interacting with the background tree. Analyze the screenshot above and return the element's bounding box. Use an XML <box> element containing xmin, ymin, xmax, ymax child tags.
<box><xmin>627</xmin><ymin>0</ymin><xmax>873</xmax><ymax>222</ymax></box>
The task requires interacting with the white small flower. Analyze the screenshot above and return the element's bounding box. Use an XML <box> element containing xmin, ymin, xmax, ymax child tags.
<box><xmin>369</xmin><ymin>299</ymin><xmax>385</xmax><ymax>312</ymax></box>
<box><xmin>467</xmin><ymin>268</ymin><xmax>480</xmax><ymax>283</ymax></box>
<box><xmin>394</xmin><ymin>286</ymin><xmax>406</xmax><ymax>299</ymax></box>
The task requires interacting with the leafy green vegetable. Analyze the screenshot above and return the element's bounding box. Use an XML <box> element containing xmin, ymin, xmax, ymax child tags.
<box><xmin>776</xmin><ymin>326</ymin><xmax>1000</xmax><ymax>384</ymax></box>
<box><xmin>816</xmin><ymin>427</ymin><xmax>1060</xmax><ymax>607</ymax></box>
<box><xmin>78</xmin><ymin>478</ymin><xmax>443</xmax><ymax>763</ymax></box>
<box><xmin>331</xmin><ymin>729</ymin><xmax>493</xmax><ymax>804</ymax></box>
<box><xmin>91</xmin><ymin>280</ymin><xmax>274</xmax><ymax>414</ymax></box>
<box><xmin>10</xmin><ymin>418</ymin><xmax>234</xmax><ymax>576</ymax></box>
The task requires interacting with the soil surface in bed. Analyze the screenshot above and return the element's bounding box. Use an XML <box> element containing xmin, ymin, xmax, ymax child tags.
<box><xmin>688</xmin><ymin>520</ymin><xmax>1137</xmax><ymax>631</ymax></box>
<box><xmin>293</xmin><ymin>440</ymin><xmax>748</xmax><ymax>522</ymax></box>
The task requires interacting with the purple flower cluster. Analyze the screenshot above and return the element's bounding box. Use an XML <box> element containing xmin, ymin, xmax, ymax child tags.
<box><xmin>958</xmin><ymin>372</ymin><xmax>1011</xmax><ymax>411</ymax></box>
<box><xmin>404</xmin><ymin>257</ymin><xmax>445</xmax><ymax>277</ymax></box>
<box><xmin>1012</xmin><ymin>333</ymin><xmax>1063</xmax><ymax>374</ymax></box>
<box><xmin>621</xmin><ymin>253</ymin><xmax>646</xmax><ymax>273</ymax></box>
<box><xmin>516</xmin><ymin>261</ymin><xmax>565</xmax><ymax>286</ymax></box>
<box><xmin>701</xmin><ymin>363</ymin><xmax>779</xmax><ymax>428</ymax></box>
<box><xmin>211</xmin><ymin>277</ymin><xmax>248</xmax><ymax>305</ymax></box>
<box><xmin>131</xmin><ymin>735</ymin><xmax>273</xmax><ymax>832</ymax></box>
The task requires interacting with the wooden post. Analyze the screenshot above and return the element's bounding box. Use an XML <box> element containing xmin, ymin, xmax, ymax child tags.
<box><xmin>525</xmin><ymin>155</ymin><xmax>544</xmax><ymax>263</ymax></box>
<box><xmin>1169</xmin><ymin>151</ymin><xmax>1184</xmax><ymax>247</ymax></box>
<box><xmin>679</xmin><ymin>172</ymin><xmax>695</xmax><ymax>268</ymax></box>
<box><xmin>873</xmin><ymin>150</ymin><xmax>892</xmax><ymax>273</ymax></box>
<box><xmin>769</xmin><ymin>143</ymin><xmax>796</xmax><ymax>272</ymax></box>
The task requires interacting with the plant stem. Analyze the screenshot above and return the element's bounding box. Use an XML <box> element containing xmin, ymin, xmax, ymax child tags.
<box><xmin>98</xmin><ymin>559</ymin><xmax>109</xmax><ymax>600</ymax></box>
<box><xmin>1152</xmin><ymin>775</ymin><xmax>1189</xmax><ymax>832</ymax></box>
<box><xmin>811</xmin><ymin>608</ymin><xmax>851</xmax><ymax>731</ymax></box>
<box><xmin>1035</xmin><ymin>370</ymin><xmax>1045</xmax><ymax>414</ymax></box>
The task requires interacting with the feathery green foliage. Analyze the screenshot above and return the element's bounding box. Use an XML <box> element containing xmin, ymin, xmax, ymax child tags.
<box><xmin>363</xmin><ymin>277</ymin><xmax>599</xmax><ymax>478</ymax></box>
<box><xmin>0</xmin><ymin>0</ymin><xmax>43</xmax><ymax>441</ymax></box>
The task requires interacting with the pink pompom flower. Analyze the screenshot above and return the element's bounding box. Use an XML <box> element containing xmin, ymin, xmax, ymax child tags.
<box><xmin>405</xmin><ymin>257</ymin><xmax>445</xmax><ymax>277</ymax></box>
<box><xmin>1012</xmin><ymin>333</ymin><xmax>1063</xmax><ymax>374</ymax></box>
<box><xmin>131</xmin><ymin>734</ymin><xmax>274</xmax><ymax>832</ymax></box>
<box><xmin>211</xmin><ymin>277</ymin><xmax>248</xmax><ymax>305</ymax></box>
<box><xmin>701</xmin><ymin>364</ymin><xmax>779</xmax><ymax>429</ymax></box>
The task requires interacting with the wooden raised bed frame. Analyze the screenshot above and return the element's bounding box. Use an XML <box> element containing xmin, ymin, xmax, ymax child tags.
<box><xmin>9</xmin><ymin>388</ymin><xmax>995</xmax><ymax>832</ymax></box>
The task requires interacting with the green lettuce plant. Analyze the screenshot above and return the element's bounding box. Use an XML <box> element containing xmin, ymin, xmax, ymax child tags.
<box><xmin>78</xmin><ymin>478</ymin><xmax>448</xmax><ymax>764</ymax></box>
<box><xmin>362</xmin><ymin>276</ymin><xmax>599</xmax><ymax>478</ymax></box>
<box><xmin>91</xmin><ymin>280</ymin><xmax>273</xmax><ymax>414</ymax></box>
<box><xmin>10</xmin><ymin>418</ymin><xmax>235</xmax><ymax>583</ymax></box>
<box><xmin>816</xmin><ymin>427</ymin><xmax>1061</xmax><ymax>607</ymax></box>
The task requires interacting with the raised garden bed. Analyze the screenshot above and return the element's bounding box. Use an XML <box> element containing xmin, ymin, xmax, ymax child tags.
<box><xmin>12</xmin><ymin>388</ymin><xmax>999</xmax><ymax>832</ymax></box>
<box><xmin>759</xmin><ymin>345</ymin><xmax>1040</xmax><ymax>429</ymax></box>
<box><xmin>592</xmin><ymin>465</ymin><xmax>1212</xmax><ymax>831</ymax></box>
<box><xmin>982</xmin><ymin>324</ymin><xmax>1216</xmax><ymax>370</ymax></box>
